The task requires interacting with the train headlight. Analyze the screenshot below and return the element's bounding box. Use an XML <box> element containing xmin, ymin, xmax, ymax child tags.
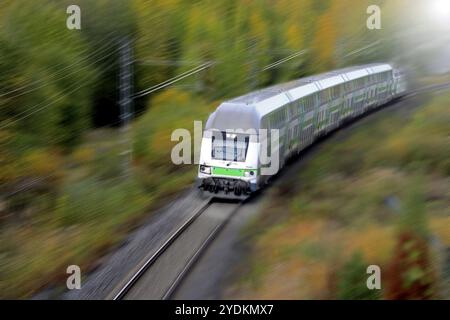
<box><xmin>244</xmin><ymin>170</ymin><xmax>255</xmax><ymax>177</ymax></box>
<box><xmin>200</xmin><ymin>165</ymin><xmax>211</xmax><ymax>174</ymax></box>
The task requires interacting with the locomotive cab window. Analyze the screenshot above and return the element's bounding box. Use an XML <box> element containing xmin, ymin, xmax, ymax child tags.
<box><xmin>211</xmin><ymin>131</ymin><xmax>250</xmax><ymax>162</ymax></box>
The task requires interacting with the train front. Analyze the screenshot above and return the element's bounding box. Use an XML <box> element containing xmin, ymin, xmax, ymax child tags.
<box><xmin>197</xmin><ymin>104</ymin><xmax>261</xmax><ymax>198</ymax></box>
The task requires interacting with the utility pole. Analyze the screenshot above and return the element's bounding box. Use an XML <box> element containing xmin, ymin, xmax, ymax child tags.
<box><xmin>119</xmin><ymin>37</ymin><xmax>133</xmax><ymax>177</ymax></box>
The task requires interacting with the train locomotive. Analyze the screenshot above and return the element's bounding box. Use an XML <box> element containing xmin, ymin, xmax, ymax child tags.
<box><xmin>198</xmin><ymin>63</ymin><xmax>407</xmax><ymax>198</ymax></box>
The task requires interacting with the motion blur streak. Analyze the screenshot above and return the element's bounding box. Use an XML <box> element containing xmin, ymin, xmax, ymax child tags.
<box><xmin>0</xmin><ymin>0</ymin><xmax>449</xmax><ymax>300</ymax></box>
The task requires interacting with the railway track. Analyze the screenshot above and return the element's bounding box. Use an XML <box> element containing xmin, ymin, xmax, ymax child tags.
<box><xmin>110</xmin><ymin>80</ymin><xmax>450</xmax><ymax>300</ymax></box>
<box><xmin>112</xmin><ymin>199</ymin><xmax>243</xmax><ymax>300</ymax></box>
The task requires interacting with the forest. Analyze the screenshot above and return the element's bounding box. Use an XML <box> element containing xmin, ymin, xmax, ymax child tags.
<box><xmin>0</xmin><ymin>0</ymin><xmax>447</xmax><ymax>298</ymax></box>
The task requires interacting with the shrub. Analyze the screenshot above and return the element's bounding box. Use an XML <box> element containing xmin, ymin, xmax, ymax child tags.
<box><xmin>385</xmin><ymin>232</ymin><xmax>435</xmax><ymax>299</ymax></box>
<box><xmin>336</xmin><ymin>252</ymin><xmax>381</xmax><ymax>300</ymax></box>
<box><xmin>54</xmin><ymin>177</ymin><xmax>149</xmax><ymax>227</ymax></box>
<box><xmin>22</xmin><ymin>149</ymin><xmax>63</xmax><ymax>180</ymax></box>
<box><xmin>133</xmin><ymin>88</ymin><xmax>215</xmax><ymax>167</ymax></box>
<box><xmin>72</xmin><ymin>146</ymin><xmax>95</xmax><ymax>166</ymax></box>
<box><xmin>385</xmin><ymin>176</ymin><xmax>436</xmax><ymax>299</ymax></box>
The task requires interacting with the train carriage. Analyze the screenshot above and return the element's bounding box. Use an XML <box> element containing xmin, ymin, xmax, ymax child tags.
<box><xmin>198</xmin><ymin>63</ymin><xmax>407</xmax><ymax>198</ymax></box>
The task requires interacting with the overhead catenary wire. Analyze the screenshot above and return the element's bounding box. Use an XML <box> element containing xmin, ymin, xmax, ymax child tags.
<box><xmin>0</xmin><ymin>30</ymin><xmax>121</xmax><ymax>95</ymax></box>
<box><xmin>133</xmin><ymin>62</ymin><xmax>215</xmax><ymax>98</ymax></box>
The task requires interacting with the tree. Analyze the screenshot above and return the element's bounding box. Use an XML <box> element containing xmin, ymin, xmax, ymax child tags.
<box><xmin>0</xmin><ymin>0</ymin><xmax>98</xmax><ymax>149</ymax></box>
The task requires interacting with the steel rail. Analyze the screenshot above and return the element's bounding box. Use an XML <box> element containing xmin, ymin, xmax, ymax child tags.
<box><xmin>112</xmin><ymin>199</ymin><xmax>212</xmax><ymax>300</ymax></box>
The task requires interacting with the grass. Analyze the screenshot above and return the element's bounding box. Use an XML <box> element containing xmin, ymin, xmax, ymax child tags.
<box><xmin>227</xmin><ymin>90</ymin><xmax>450</xmax><ymax>300</ymax></box>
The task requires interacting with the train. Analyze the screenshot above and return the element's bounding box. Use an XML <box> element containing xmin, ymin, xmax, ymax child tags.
<box><xmin>197</xmin><ymin>63</ymin><xmax>407</xmax><ymax>198</ymax></box>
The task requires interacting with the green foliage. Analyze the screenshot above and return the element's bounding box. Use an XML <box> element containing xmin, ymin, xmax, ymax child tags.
<box><xmin>373</xmin><ymin>94</ymin><xmax>450</xmax><ymax>175</ymax></box>
<box><xmin>55</xmin><ymin>176</ymin><xmax>148</xmax><ymax>226</ymax></box>
<box><xmin>0</xmin><ymin>0</ymin><xmax>98</xmax><ymax>149</ymax></box>
<box><xmin>133</xmin><ymin>89</ymin><xmax>214</xmax><ymax>167</ymax></box>
<box><xmin>385</xmin><ymin>232</ymin><xmax>435</xmax><ymax>299</ymax></box>
<box><xmin>336</xmin><ymin>252</ymin><xmax>381</xmax><ymax>300</ymax></box>
<box><xmin>398</xmin><ymin>175</ymin><xmax>429</xmax><ymax>238</ymax></box>
<box><xmin>1</xmin><ymin>0</ymin><xmax>448</xmax><ymax>299</ymax></box>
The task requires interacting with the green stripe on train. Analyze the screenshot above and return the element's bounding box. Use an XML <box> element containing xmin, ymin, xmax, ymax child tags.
<box><xmin>213</xmin><ymin>167</ymin><xmax>246</xmax><ymax>177</ymax></box>
<box><xmin>212</xmin><ymin>167</ymin><xmax>257</xmax><ymax>177</ymax></box>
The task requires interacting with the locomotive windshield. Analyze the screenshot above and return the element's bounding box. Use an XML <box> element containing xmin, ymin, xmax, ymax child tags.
<box><xmin>211</xmin><ymin>131</ymin><xmax>250</xmax><ymax>162</ymax></box>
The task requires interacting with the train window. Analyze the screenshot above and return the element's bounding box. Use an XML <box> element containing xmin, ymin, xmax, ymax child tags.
<box><xmin>332</xmin><ymin>85</ymin><xmax>341</xmax><ymax>98</ymax></box>
<box><xmin>348</xmin><ymin>80</ymin><xmax>355</xmax><ymax>92</ymax></box>
<box><xmin>320</xmin><ymin>89</ymin><xmax>330</xmax><ymax>104</ymax></box>
<box><xmin>298</xmin><ymin>99</ymin><xmax>303</xmax><ymax>113</ymax></box>
<box><xmin>304</xmin><ymin>95</ymin><xmax>314</xmax><ymax>112</ymax></box>
<box><xmin>344</xmin><ymin>81</ymin><xmax>350</xmax><ymax>92</ymax></box>
<box><xmin>211</xmin><ymin>131</ymin><xmax>250</xmax><ymax>162</ymax></box>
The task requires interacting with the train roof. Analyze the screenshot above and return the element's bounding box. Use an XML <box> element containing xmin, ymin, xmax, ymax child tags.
<box><xmin>205</xmin><ymin>63</ymin><xmax>393</xmax><ymax>131</ymax></box>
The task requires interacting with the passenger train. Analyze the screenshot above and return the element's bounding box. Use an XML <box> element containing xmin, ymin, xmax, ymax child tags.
<box><xmin>198</xmin><ymin>63</ymin><xmax>407</xmax><ymax>197</ymax></box>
